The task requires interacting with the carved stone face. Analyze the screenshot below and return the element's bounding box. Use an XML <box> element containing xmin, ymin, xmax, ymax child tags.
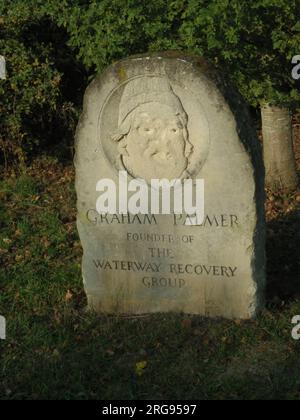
<box><xmin>118</xmin><ymin>103</ymin><xmax>191</xmax><ymax>182</ymax></box>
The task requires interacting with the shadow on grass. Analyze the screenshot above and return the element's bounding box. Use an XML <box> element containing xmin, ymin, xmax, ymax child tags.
<box><xmin>266</xmin><ymin>209</ymin><xmax>300</xmax><ymax>304</ymax></box>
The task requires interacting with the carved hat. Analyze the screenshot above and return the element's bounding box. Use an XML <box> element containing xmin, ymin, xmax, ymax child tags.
<box><xmin>118</xmin><ymin>76</ymin><xmax>187</xmax><ymax>126</ymax></box>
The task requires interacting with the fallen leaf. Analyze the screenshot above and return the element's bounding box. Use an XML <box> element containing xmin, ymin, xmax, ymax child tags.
<box><xmin>65</xmin><ymin>290</ymin><xmax>73</xmax><ymax>302</ymax></box>
<box><xmin>135</xmin><ymin>361</ymin><xmax>147</xmax><ymax>377</ymax></box>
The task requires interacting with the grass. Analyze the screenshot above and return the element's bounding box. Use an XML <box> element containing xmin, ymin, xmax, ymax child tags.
<box><xmin>0</xmin><ymin>156</ymin><xmax>300</xmax><ymax>400</ymax></box>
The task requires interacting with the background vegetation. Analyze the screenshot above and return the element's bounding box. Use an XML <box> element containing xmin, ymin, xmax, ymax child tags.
<box><xmin>1</xmin><ymin>0</ymin><xmax>300</xmax><ymax>167</ymax></box>
<box><xmin>1</xmin><ymin>0</ymin><xmax>300</xmax><ymax>400</ymax></box>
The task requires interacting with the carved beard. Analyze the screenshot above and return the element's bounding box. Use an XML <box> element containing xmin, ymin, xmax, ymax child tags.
<box><xmin>116</xmin><ymin>106</ymin><xmax>192</xmax><ymax>183</ymax></box>
<box><xmin>121</xmin><ymin>137</ymin><xmax>189</xmax><ymax>184</ymax></box>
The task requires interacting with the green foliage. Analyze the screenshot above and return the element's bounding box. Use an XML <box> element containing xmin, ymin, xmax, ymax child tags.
<box><xmin>180</xmin><ymin>0</ymin><xmax>300</xmax><ymax>107</ymax></box>
<box><xmin>0</xmin><ymin>0</ymin><xmax>82</xmax><ymax>166</ymax></box>
<box><xmin>52</xmin><ymin>0</ymin><xmax>185</xmax><ymax>72</ymax></box>
<box><xmin>53</xmin><ymin>0</ymin><xmax>300</xmax><ymax>106</ymax></box>
<box><xmin>1</xmin><ymin>0</ymin><xmax>300</xmax><ymax>165</ymax></box>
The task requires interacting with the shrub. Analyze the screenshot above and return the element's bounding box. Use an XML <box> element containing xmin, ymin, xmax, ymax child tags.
<box><xmin>0</xmin><ymin>0</ymin><xmax>83</xmax><ymax>167</ymax></box>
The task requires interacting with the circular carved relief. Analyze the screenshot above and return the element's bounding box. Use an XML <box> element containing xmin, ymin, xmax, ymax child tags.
<box><xmin>99</xmin><ymin>75</ymin><xmax>210</xmax><ymax>184</ymax></box>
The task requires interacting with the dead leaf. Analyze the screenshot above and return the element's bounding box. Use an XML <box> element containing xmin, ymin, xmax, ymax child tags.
<box><xmin>65</xmin><ymin>290</ymin><xmax>73</xmax><ymax>302</ymax></box>
<box><xmin>135</xmin><ymin>361</ymin><xmax>147</xmax><ymax>377</ymax></box>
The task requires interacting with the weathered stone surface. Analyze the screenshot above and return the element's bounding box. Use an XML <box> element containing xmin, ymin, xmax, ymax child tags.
<box><xmin>75</xmin><ymin>52</ymin><xmax>265</xmax><ymax>319</ymax></box>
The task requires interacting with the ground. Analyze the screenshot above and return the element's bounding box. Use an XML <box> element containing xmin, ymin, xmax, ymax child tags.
<box><xmin>0</xmin><ymin>130</ymin><xmax>300</xmax><ymax>400</ymax></box>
